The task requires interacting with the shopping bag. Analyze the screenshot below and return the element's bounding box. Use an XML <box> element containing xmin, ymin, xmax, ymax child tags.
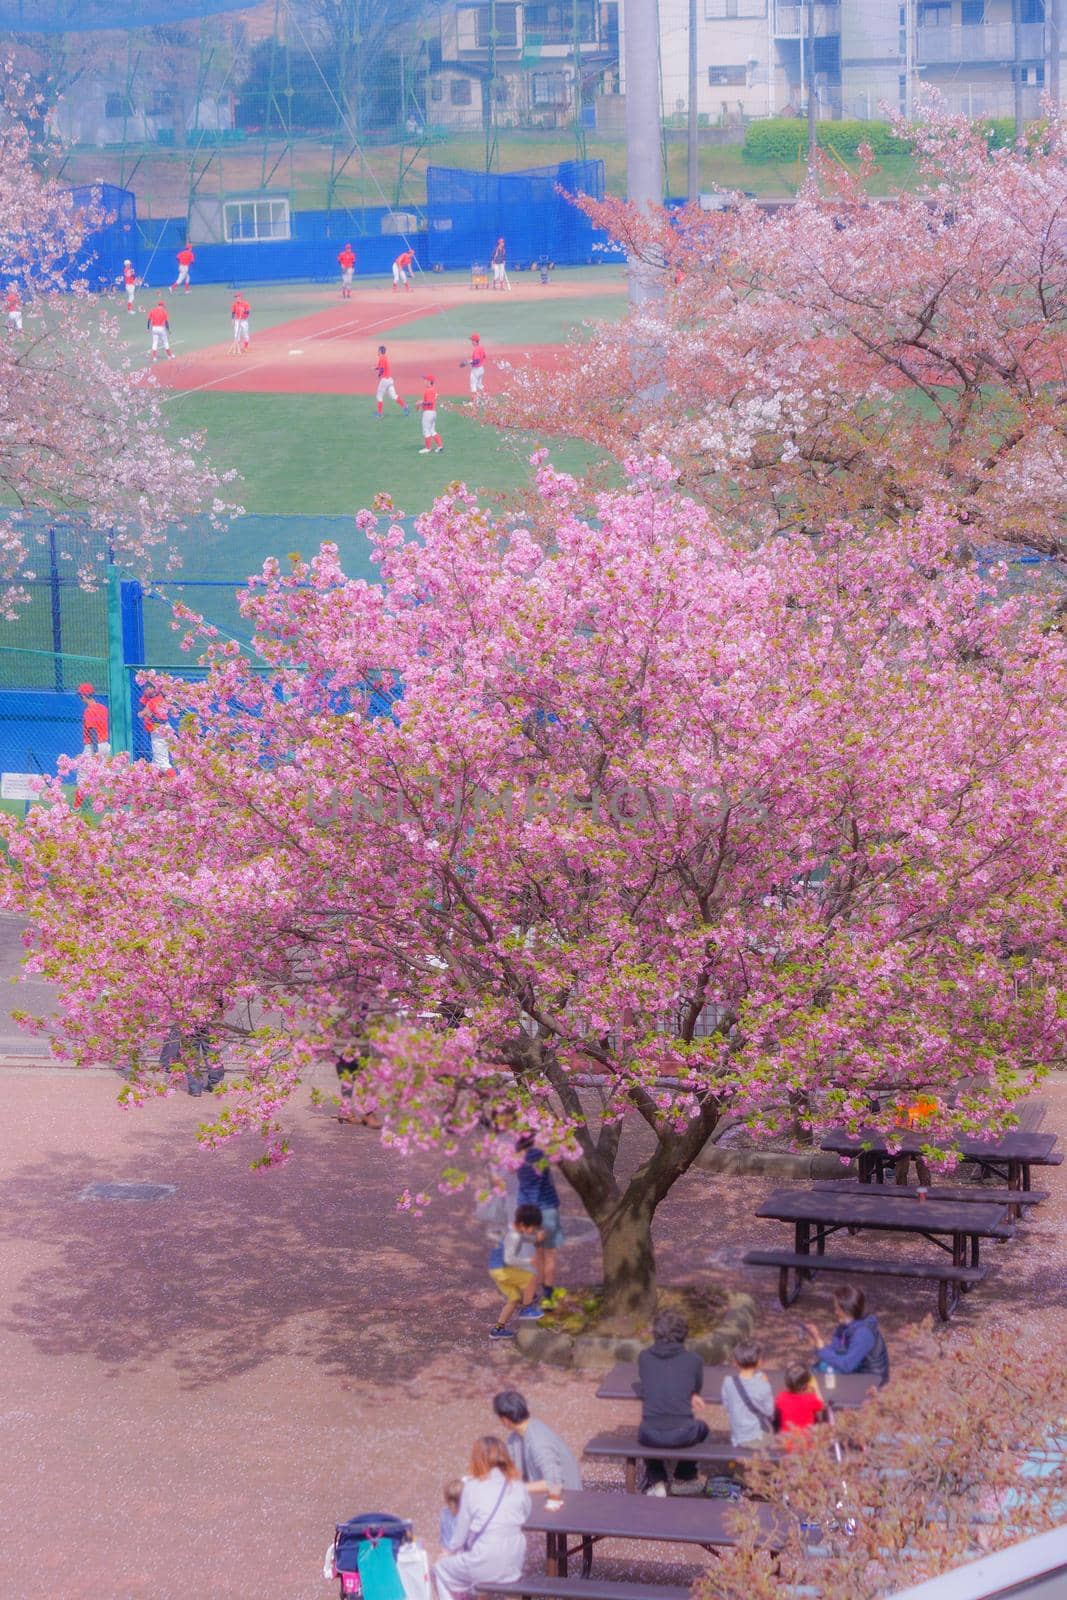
<box><xmin>396</xmin><ymin>1540</ymin><xmax>432</xmax><ymax>1600</ymax></box>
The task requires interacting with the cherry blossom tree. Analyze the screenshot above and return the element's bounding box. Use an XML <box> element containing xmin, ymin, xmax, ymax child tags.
<box><xmin>497</xmin><ymin>106</ymin><xmax>1067</xmax><ymax>560</ymax></box>
<box><xmin>2</xmin><ymin>463</ymin><xmax>1063</xmax><ymax>1325</ymax></box>
<box><xmin>0</xmin><ymin>68</ymin><xmax>228</xmax><ymax>610</ymax></box>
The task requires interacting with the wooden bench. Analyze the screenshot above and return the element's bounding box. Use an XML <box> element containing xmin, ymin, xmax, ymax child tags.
<box><xmin>477</xmin><ymin>1580</ymin><xmax>693</xmax><ymax>1600</ymax></box>
<box><xmin>584</xmin><ymin>1426</ymin><xmax>758</xmax><ymax>1493</ymax></box>
<box><xmin>812</xmin><ymin>1179</ymin><xmax>1049</xmax><ymax>1209</ymax></box>
<box><xmin>743</xmin><ymin>1247</ymin><xmax>986</xmax><ymax>1321</ymax></box>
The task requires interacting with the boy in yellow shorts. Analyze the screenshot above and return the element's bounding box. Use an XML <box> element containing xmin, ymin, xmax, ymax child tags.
<box><xmin>488</xmin><ymin>1203</ymin><xmax>544</xmax><ymax>1340</ymax></box>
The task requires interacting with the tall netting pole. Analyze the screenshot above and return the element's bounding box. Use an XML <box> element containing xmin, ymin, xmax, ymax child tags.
<box><xmin>624</xmin><ymin>0</ymin><xmax>664</xmax><ymax>310</ymax></box>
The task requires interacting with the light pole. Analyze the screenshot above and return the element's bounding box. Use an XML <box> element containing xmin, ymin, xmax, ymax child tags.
<box><xmin>624</xmin><ymin>0</ymin><xmax>665</xmax><ymax>308</ymax></box>
<box><xmin>688</xmin><ymin>0</ymin><xmax>699</xmax><ymax>202</ymax></box>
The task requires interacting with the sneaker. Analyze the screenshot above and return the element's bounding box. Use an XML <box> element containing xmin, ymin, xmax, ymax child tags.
<box><xmin>375</xmin><ymin>411</ymin><xmax>382</xmax><ymax>419</ymax></box>
<box><xmin>434</xmin><ymin>446</ymin><xmax>444</xmax><ymax>453</ymax></box>
<box><xmin>517</xmin><ymin>1304</ymin><xmax>543</xmax><ymax>1320</ymax></box>
<box><xmin>488</xmin><ymin>1325</ymin><xmax>516</xmax><ymax>1340</ymax></box>
<box><xmin>418</xmin><ymin>447</ymin><xmax>431</xmax><ymax>454</ymax></box>
<box><xmin>401</xmin><ymin>405</ymin><xmax>409</xmax><ymax>414</ymax></box>
<box><xmin>644</xmin><ymin>1483</ymin><xmax>667</xmax><ymax>1497</ymax></box>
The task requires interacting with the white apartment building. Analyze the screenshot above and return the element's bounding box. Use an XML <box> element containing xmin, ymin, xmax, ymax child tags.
<box><xmin>652</xmin><ymin>0</ymin><xmax>1057</xmax><ymax>125</ymax></box>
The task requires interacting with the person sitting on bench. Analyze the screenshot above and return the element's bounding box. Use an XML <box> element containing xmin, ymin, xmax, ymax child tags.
<box><xmin>804</xmin><ymin>1285</ymin><xmax>890</xmax><ymax>1387</ymax></box>
<box><xmin>635</xmin><ymin>1308</ymin><xmax>709</xmax><ymax>1496</ymax></box>
<box><xmin>493</xmin><ymin>1389</ymin><xmax>582</xmax><ymax>1493</ymax></box>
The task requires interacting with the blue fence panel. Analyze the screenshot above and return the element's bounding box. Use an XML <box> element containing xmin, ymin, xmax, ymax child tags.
<box><xmin>0</xmin><ymin>689</ymin><xmax>86</xmax><ymax>775</ymax></box>
<box><xmin>425</xmin><ymin>160</ymin><xmax>607</xmax><ymax>270</ymax></box>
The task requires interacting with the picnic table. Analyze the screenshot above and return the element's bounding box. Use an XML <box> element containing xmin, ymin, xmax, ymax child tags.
<box><xmin>595</xmin><ymin>1361</ymin><xmax>871</xmax><ymax>1411</ymax></box>
<box><xmin>752</xmin><ymin>1185</ymin><xmax>1011</xmax><ymax>1318</ymax></box>
<box><xmin>819</xmin><ymin>1129</ymin><xmax>1061</xmax><ymax>1192</ymax></box>
<box><xmin>523</xmin><ymin>1488</ymin><xmax>792</xmax><ymax>1577</ymax></box>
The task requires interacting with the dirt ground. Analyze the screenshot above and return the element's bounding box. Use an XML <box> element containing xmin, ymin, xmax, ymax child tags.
<box><xmin>147</xmin><ymin>281</ymin><xmax>581</xmax><ymax>401</ymax></box>
<box><xmin>0</xmin><ymin>1061</ymin><xmax>1062</xmax><ymax>1600</ymax></box>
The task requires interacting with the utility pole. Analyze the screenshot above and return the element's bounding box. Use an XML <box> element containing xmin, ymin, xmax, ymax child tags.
<box><xmin>624</xmin><ymin>0</ymin><xmax>664</xmax><ymax>308</ymax></box>
<box><xmin>1012</xmin><ymin>0</ymin><xmax>1024</xmax><ymax>140</ymax></box>
<box><xmin>485</xmin><ymin>0</ymin><xmax>498</xmax><ymax>173</ymax></box>
<box><xmin>1048</xmin><ymin>0</ymin><xmax>1061</xmax><ymax>113</ymax></box>
<box><xmin>806</xmin><ymin>0</ymin><xmax>817</xmax><ymax>166</ymax></box>
<box><xmin>687</xmin><ymin>0</ymin><xmax>699</xmax><ymax>201</ymax></box>
<box><xmin>904</xmin><ymin>0</ymin><xmax>914</xmax><ymax>119</ymax></box>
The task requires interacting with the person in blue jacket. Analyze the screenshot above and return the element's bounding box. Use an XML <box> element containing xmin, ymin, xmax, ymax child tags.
<box><xmin>804</xmin><ymin>1285</ymin><xmax>890</xmax><ymax>1387</ymax></box>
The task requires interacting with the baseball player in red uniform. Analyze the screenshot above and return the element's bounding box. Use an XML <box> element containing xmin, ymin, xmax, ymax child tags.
<box><xmin>463</xmin><ymin>332</ymin><xmax>486</xmax><ymax>400</ymax></box>
<box><xmin>374</xmin><ymin>345</ymin><xmax>409</xmax><ymax>417</ymax></box>
<box><xmin>392</xmin><ymin>249</ymin><xmax>416</xmax><ymax>292</ymax></box>
<box><xmin>418</xmin><ymin>374</ymin><xmax>443</xmax><ymax>454</ymax></box>
<box><xmin>122</xmin><ymin>259</ymin><xmax>138</xmax><ymax>313</ymax></box>
<box><xmin>147</xmin><ymin>297</ymin><xmax>174</xmax><ymax>360</ymax></box>
<box><xmin>5</xmin><ymin>283</ymin><xmax>22</xmax><ymax>334</ymax></box>
<box><xmin>230</xmin><ymin>291</ymin><xmax>251</xmax><ymax>354</ymax></box>
<box><xmin>338</xmin><ymin>243</ymin><xmax>356</xmax><ymax>298</ymax></box>
<box><xmin>171</xmin><ymin>244</ymin><xmax>194</xmax><ymax>292</ymax></box>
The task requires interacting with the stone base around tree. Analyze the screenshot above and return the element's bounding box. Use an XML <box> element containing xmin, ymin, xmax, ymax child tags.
<box><xmin>515</xmin><ymin>1290</ymin><xmax>757</xmax><ymax>1369</ymax></box>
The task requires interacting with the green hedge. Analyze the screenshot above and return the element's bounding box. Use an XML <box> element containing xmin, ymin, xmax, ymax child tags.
<box><xmin>743</xmin><ymin>119</ymin><xmax>908</xmax><ymax>163</ymax></box>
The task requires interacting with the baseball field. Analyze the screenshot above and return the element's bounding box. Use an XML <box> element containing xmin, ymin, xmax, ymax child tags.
<box><xmin>123</xmin><ymin>265</ymin><xmax>627</xmax><ymax>523</ymax></box>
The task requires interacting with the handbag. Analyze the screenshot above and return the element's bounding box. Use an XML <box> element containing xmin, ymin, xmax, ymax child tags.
<box><xmin>463</xmin><ymin>1477</ymin><xmax>510</xmax><ymax>1552</ymax></box>
<box><xmin>725</xmin><ymin>1375</ymin><xmax>773</xmax><ymax>1434</ymax></box>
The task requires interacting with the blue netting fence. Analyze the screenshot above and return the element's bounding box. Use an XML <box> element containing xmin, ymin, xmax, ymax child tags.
<box><xmin>425</xmin><ymin>160</ymin><xmax>609</xmax><ymax>271</ymax></box>
<box><xmin>0</xmin><ymin>0</ymin><xmax>250</xmax><ymax>27</ymax></box>
<box><xmin>0</xmin><ymin>512</ymin><xmax>392</xmax><ymax>784</ymax></box>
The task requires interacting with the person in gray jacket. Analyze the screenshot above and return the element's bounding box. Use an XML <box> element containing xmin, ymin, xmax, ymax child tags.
<box><xmin>492</xmin><ymin>1390</ymin><xmax>583</xmax><ymax>1492</ymax></box>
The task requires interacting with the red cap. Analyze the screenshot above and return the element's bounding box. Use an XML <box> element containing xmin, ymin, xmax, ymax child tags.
<box><xmin>470</xmin><ymin>333</ymin><xmax>480</xmax><ymax>342</ymax></box>
<box><xmin>423</xmin><ymin>374</ymin><xmax>435</xmax><ymax>383</ymax></box>
<box><xmin>77</xmin><ymin>682</ymin><xmax>94</xmax><ymax>696</ymax></box>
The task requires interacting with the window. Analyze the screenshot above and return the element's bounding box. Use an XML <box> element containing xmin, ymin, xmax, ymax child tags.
<box><xmin>709</xmin><ymin>64</ymin><xmax>747</xmax><ymax>83</ymax></box>
<box><xmin>430</xmin><ymin>79</ymin><xmax>443</xmax><ymax>102</ymax></box>
<box><xmin>146</xmin><ymin>90</ymin><xmax>173</xmax><ymax>116</ymax></box>
<box><xmin>960</xmin><ymin>0</ymin><xmax>984</xmax><ymax>20</ymax></box>
<box><xmin>449</xmin><ymin>77</ymin><xmax>473</xmax><ymax>105</ymax></box>
<box><xmin>223</xmin><ymin>197</ymin><xmax>291</xmax><ymax>243</ymax></box>
<box><xmin>706</xmin><ymin>0</ymin><xmax>765</xmax><ymax>15</ymax></box>
<box><xmin>475</xmin><ymin>3</ymin><xmax>519</xmax><ymax>47</ymax></box>
<box><xmin>531</xmin><ymin>71</ymin><xmax>568</xmax><ymax>104</ymax></box>
<box><xmin>524</xmin><ymin>2</ymin><xmax>597</xmax><ymax>43</ymax></box>
<box><xmin>1019</xmin><ymin>0</ymin><xmax>1043</xmax><ymax>19</ymax></box>
<box><xmin>919</xmin><ymin>1</ymin><xmax>950</xmax><ymax>24</ymax></box>
<box><xmin>105</xmin><ymin>92</ymin><xmax>134</xmax><ymax>118</ymax></box>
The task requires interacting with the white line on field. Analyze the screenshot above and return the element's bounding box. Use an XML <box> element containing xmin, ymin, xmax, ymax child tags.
<box><xmin>159</xmin><ymin>307</ymin><xmax>428</xmax><ymax>401</ymax></box>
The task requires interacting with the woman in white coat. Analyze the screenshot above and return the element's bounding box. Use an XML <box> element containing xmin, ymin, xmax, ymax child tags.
<box><xmin>433</xmin><ymin>1436</ymin><xmax>531</xmax><ymax>1600</ymax></box>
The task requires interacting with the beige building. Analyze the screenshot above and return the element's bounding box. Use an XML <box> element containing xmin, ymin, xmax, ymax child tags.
<box><xmin>423</xmin><ymin>1</ymin><xmax>621</xmax><ymax>131</ymax></box>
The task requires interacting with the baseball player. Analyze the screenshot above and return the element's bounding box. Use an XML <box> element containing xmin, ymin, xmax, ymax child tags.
<box><xmin>374</xmin><ymin>345</ymin><xmax>409</xmax><ymax>417</ymax></box>
<box><xmin>5</xmin><ymin>283</ymin><xmax>22</xmax><ymax>334</ymax></box>
<box><xmin>230</xmin><ymin>291</ymin><xmax>250</xmax><ymax>355</ymax></box>
<box><xmin>77</xmin><ymin>683</ymin><xmax>111</xmax><ymax>757</ymax></box>
<box><xmin>171</xmin><ymin>243</ymin><xmax>194</xmax><ymax>293</ymax></box>
<box><xmin>122</xmin><ymin>259</ymin><xmax>138</xmax><ymax>313</ymax></box>
<box><xmin>140</xmin><ymin>689</ymin><xmax>172</xmax><ymax>770</ymax></box>
<box><xmin>147</xmin><ymin>297</ymin><xmax>174</xmax><ymax>360</ymax></box>
<box><xmin>418</xmin><ymin>374</ymin><xmax>443</xmax><ymax>454</ymax></box>
<box><xmin>491</xmin><ymin>236</ymin><xmax>508</xmax><ymax>290</ymax></box>
<box><xmin>337</xmin><ymin>243</ymin><xmax>356</xmax><ymax>299</ymax></box>
<box><xmin>392</xmin><ymin>248</ymin><xmax>416</xmax><ymax>292</ymax></box>
<box><xmin>462</xmin><ymin>332</ymin><xmax>486</xmax><ymax>400</ymax></box>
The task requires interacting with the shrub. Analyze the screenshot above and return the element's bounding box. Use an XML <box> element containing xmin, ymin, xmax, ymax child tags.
<box><xmin>742</xmin><ymin>119</ymin><xmax>908</xmax><ymax>163</ymax></box>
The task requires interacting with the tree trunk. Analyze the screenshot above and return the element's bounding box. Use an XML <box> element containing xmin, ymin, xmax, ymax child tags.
<box><xmin>595</xmin><ymin>1192</ymin><xmax>657</xmax><ymax>1331</ymax></box>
